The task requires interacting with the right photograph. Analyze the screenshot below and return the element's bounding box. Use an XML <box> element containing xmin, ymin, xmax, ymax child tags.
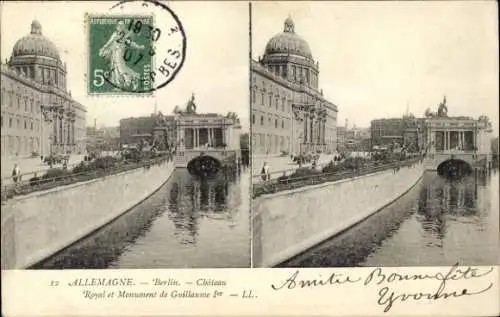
<box><xmin>251</xmin><ymin>2</ymin><xmax>499</xmax><ymax>268</ymax></box>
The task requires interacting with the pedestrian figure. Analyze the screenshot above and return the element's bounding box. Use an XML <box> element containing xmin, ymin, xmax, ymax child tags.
<box><xmin>261</xmin><ymin>162</ymin><xmax>270</xmax><ymax>182</ymax></box>
<box><xmin>12</xmin><ymin>164</ymin><xmax>21</xmax><ymax>185</ymax></box>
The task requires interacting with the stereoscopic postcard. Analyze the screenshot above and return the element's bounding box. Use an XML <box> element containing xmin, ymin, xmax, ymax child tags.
<box><xmin>1</xmin><ymin>0</ymin><xmax>498</xmax><ymax>316</ymax></box>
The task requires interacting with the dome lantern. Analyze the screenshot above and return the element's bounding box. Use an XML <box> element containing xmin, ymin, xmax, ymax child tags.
<box><xmin>284</xmin><ymin>16</ymin><xmax>295</xmax><ymax>33</ymax></box>
<box><xmin>263</xmin><ymin>16</ymin><xmax>313</xmax><ymax>60</ymax></box>
<box><xmin>11</xmin><ymin>20</ymin><xmax>61</xmax><ymax>61</ymax></box>
<box><xmin>31</xmin><ymin>20</ymin><xmax>42</xmax><ymax>35</ymax></box>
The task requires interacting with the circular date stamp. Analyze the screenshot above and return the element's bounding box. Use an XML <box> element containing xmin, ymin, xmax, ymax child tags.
<box><xmin>87</xmin><ymin>0</ymin><xmax>186</xmax><ymax>94</ymax></box>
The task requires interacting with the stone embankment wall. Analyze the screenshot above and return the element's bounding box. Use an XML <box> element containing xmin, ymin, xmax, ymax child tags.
<box><xmin>252</xmin><ymin>163</ymin><xmax>424</xmax><ymax>267</ymax></box>
<box><xmin>1</xmin><ymin>160</ymin><xmax>174</xmax><ymax>269</ymax></box>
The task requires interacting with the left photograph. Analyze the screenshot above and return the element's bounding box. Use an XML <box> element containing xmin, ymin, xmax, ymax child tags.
<box><xmin>1</xmin><ymin>1</ymin><xmax>250</xmax><ymax>269</ymax></box>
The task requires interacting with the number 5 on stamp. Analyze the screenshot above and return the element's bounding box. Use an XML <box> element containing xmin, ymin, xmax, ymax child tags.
<box><xmin>86</xmin><ymin>14</ymin><xmax>155</xmax><ymax>95</ymax></box>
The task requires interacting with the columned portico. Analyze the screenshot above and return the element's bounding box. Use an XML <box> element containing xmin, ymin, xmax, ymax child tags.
<box><xmin>175</xmin><ymin>117</ymin><xmax>237</xmax><ymax>151</ymax></box>
<box><xmin>423</xmin><ymin>117</ymin><xmax>493</xmax><ymax>171</ymax></box>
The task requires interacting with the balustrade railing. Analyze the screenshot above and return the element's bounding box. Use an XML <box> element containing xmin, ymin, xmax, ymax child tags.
<box><xmin>253</xmin><ymin>157</ymin><xmax>422</xmax><ymax>199</ymax></box>
<box><xmin>1</xmin><ymin>154</ymin><xmax>173</xmax><ymax>202</ymax></box>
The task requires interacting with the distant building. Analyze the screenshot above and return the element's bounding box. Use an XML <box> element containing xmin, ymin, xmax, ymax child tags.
<box><xmin>358</xmin><ymin>127</ymin><xmax>371</xmax><ymax>151</ymax></box>
<box><xmin>86</xmin><ymin>125</ymin><xmax>120</xmax><ymax>151</ymax></box>
<box><xmin>336</xmin><ymin>126</ymin><xmax>346</xmax><ymax>151</ymax></box>
<box><xmin>370</xmin><ymin>118</ymin><xmax>405</xmax><ymax>148</ymax></box>
<box><xmin>1</xmin><ymin>20</ymin><xmax>86</xmax><ymax>159</ymax></box>
<box><xmin>119</xmin><ymin>115</ymin><xmax>162</xmax><ymax>147</ymax></box>
<box><xmin>119</xmin><ymin>94</ymin><xmax>240</xmax><ymax>152</ymax></box>
<box><xmin>402</xmin><ymin>117</ymin><xmax>426</xmax><ymax>152</ymax></box>
<box><xmin>337</xmin><ymin>121</ymin><xmax>370</xmax><ymax>152</ymax></box>
<box><xmin>251</xmin><ymin>17</ymin><xmax>338</xmax><ymax>157</ymax></box>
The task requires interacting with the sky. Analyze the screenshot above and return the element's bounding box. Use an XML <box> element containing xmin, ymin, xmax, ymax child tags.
<box><xmin>1</xmin><ymin>1</ymin><xmax>249</xmax><ymax>130</ymax></box>
<box><xmin>252</xmin><ymin>1</ymin><xmax>499</xmax><ymax>135</ymax></box>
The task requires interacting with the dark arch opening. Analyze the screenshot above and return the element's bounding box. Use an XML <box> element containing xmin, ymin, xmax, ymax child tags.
<box><xmin>437</xmin><ymin>159</ymin><xmax>472</xmax><ymax>179</ymax></box>
<box><xmin>187</xmin><ymin>155</ymin><xmax>222</xmax><ymax>178</ymax></box>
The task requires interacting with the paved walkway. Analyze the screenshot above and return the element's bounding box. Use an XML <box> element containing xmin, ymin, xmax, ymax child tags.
<box><xmin>1</xmin><ymin>154</ymin><xmax>85</xmax><ymax>181</ymax></box>
<box><xmin>252</xmin><ymin>154</ymin><xmax>336</xmax><ymax>179</ymax></box>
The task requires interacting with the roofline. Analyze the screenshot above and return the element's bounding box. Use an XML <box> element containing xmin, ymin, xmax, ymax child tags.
<box><xmin>251</xmin><ymin>59</ymin><xmax>338</xmax><ymax>112</ymax></box>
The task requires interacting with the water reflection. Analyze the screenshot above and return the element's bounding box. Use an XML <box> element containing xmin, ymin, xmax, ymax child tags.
<box><xmin>281</xmin><ymin>170</ymin><xmax>498</xmax><ymax>267</ymax></box>
<box><xmin>416</xmin><ymin>174</ymin><xmax>481</xmax><ymax>247</ymax></box>
<box><xmin>166</xmin><ymin>172</ymin><xmax>237</xmax><ymax>246</ymax></box>
<box><xmin>33</xmin><ymin>167</ymin><xmax>249</xmax><ymax>269</ymax></box>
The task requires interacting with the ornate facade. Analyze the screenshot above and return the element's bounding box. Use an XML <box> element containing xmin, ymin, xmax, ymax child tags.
<box><xmin>1</xmin><ymin>20</ymin><xmax>86</xmax><ymax>159</ymax></box>
<box><xmin>251</xmin><ymin>17</ymin><xmax>338</xmax><ymax>157</ymax></box>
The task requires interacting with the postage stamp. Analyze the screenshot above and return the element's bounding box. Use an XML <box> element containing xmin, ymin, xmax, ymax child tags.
<box><xmin>87</xmin><ymin>14</ymin><xmax>155</xmax><ymax>94</ymax></box>
<box><xmin>86</xmin><ymin>0</ymin><xmax>186</xmax><ymax>95</ymax></box>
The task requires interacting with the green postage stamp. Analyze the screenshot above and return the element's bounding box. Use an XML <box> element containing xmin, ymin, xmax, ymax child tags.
<box><xmin>87</xmin><ymin>15</ymin><xmax>155</xmax><ymax>94</ymax></box>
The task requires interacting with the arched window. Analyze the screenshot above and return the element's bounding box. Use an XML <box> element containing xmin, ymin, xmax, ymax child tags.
<box><xmin>282</xmin><ymin>120</ymin><xmax>284</xmax><ymax>129</ymax></box>
<box><xmin>268</xmin><ymin>94</ymin><xmax>272</xmax><ymax>108</ymax></box>
<box><xmin>260</xmin><ymin>116</ymin><xmax>264</xmax><ymax>126</ymax></box>
<box><xmin>261</xmin><ymin>91</ymin><xmax>264</xmax><ymax>105</ymax></box>
<box><xmin>275</xmin><ymin>119</ymin><xmax>278</xmax><ymax>128</ymax></box>
<box><xmin>252</xmin><ymin>114</ymin><xmax>255</xmax><ymax>124</ymax></box>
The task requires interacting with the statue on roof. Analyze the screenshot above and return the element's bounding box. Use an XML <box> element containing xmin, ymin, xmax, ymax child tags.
<box><xmin>186</xmin><ymin>93</ymin><xmax>197</xmax><ymax>114</ymax></box>
<box><xmin>155</xmin><ymin>111</ymin><xmax>168</xmax><ymax>126</ymax></box>
<box><xmin>437</xmin><ymin>95</ymin><xmax>448</xmax><ymax>117</ymax></box>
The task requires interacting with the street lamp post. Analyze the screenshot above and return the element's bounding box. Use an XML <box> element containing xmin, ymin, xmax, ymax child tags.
<box><xmin>40</xmin><ymin>104</ymin><xmax>58</xmax><ymax>157</ymax></box>
<box><xmin>298</xmin><ymin>136</ymin><xmax>302</xmax><ymax>155</ymax></box>
<box><xmin>57</xmin><ymin>108</ymin><xmax>64</xmax><ymax>154</ymax></box>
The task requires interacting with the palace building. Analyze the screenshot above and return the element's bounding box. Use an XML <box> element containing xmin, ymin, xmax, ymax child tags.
<box><xmin>251</xmin><ymin>17</ymin><xmax>338</xmax><ymax>157</ymax></box>
<box><xmin>1</xmin><ymin>20</ymin><xmax>86</xmax><ymax>159</ymax></box>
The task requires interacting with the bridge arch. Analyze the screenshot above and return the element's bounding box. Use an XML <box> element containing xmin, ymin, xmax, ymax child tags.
<box><xmin>187</xmin><ymin>155</ymin><xmax>222</xmax><ymax>177</ymax></box>
<box><xmin>437</xmin><ymin>158</ymin><xmax>473</xmax><ymax>178</ymax></box>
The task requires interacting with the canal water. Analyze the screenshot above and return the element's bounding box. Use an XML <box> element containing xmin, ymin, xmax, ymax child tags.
<box><xmin>33</xmin><ymin>168</ymin><xmax>250</xmax><ymax>269</ymax></box>
<box><xmin>280</xmin><ymin>170</ymin><xmax>499</xmax><ymax>267</ymax></box>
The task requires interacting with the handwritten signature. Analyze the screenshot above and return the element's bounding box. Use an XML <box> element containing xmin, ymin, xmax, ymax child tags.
<box><xmin>271</xmin><ymin>263</ymin><xmax>495</xmax><ymax>312</ymax></box>
<box><xmin>271</xmin><ymin>270</ymin><xmax>361</xmax><ymax>290</ymax></box>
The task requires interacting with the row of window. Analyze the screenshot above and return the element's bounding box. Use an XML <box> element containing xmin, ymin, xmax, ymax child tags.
<box><xmin>252</xmin><ymin>113</ymin><xmax>290</xmax><ymax>130</ymax></box>
<box><xmin>251</xmin><ymin>88</ymin><xmax>294</xmax><ymax>113</ymax></box>
<box><xmin>251</xmin><ymin>132</ymin><xmax>290</xmax><ymax>155</ymax></box>
<box><xmin>1</xmin><ymin>135</ymin><xmax>40</xmax><ymax>156</ymax></box>
<box><xmin>13</xmin><ymin>65</ymin><xmax>66</xmax><ymax>88</ymax></box>
<box><xmin>1</xmin><ymin>89</ymin><xmax>41</xmax><ymax>115</ymax></box>
<box><xmin>1</xmin><ymin>114</ymin><xmax>40</xmax><ymax>132</ymax></box>
<box><xmin>265</xmin><ymin>64</ymin><xmax>318</xmax><ymax>87</ymax></box>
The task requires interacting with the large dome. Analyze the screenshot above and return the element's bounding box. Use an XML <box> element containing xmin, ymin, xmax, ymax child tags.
<box><xmin>12</xmin><ymin>20</ymin><xmax>60</xmax><ymax>60</ymax></box>
<box><xmin>264</xmin><ymin>17</ymin><xmax>313</xmax><ymax>59</ymax></box>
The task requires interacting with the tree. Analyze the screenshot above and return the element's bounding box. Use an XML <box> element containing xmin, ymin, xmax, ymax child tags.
<box><xmin>491</xmin><ymin>137</ymin><xmax>499</xmax><ymax>154</ymax></box>
<box><xmin>478</xmin><ymin>115</ymin><xmax>491</xmax><ymax>127</ymax></box>
<box><xmin>424</xmin><ymin>108</ymin><xmax>434</xmax><ymax>118</ymax></box>
<box><xmin>240</xmin><ymin>133</ymin><xmax>249</xmax><ymax>150</ymax></box>
<box><xmin>226</xmin><ymin>111</ymin><xmax>240</xmax><ymax>123</ymax></box>
<box><xmin>172</xmin><ymin>105</ymin><xmax>182</xmax><ymax>114</ymax></box>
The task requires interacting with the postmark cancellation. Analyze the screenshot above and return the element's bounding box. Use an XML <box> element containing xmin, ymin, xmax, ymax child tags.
<box><xmin>86</xmin><ymin>14</ymin><xmax>155</xmax><ymax>95</ymax></box>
